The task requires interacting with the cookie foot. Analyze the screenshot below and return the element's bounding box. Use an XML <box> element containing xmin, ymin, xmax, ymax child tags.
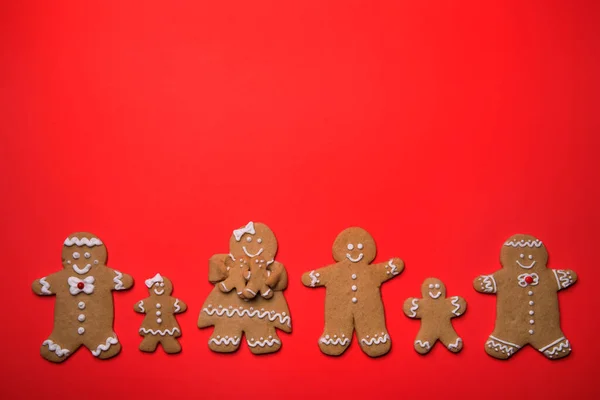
<box><xmin>41</xmin><ymin>339</ymin><xmax>73</xmax><ymax>363</ymax></box>
<box><xmin>539</xmin><ymin>337</ymin><xmax>571</xmax><ymax>360</ymax></box>
<box><xmin>414</xmin><ymin>339</ymin><xmax>433</xmax><ymax>355</ymax></box>
<box><xmin>90</xmin><ymin>335</ymin><xmax>121</xmax><ymax>359</ymax></box>
<box><xmin>161</xmin><ymin>337</ymin><xmax>182</xmax><ymax>354</ymax></box>
<box><xmin>359</xmin><ymin>333</ymin><xmax>391</xmax><ymax>357</ymax></box>
<box><xmin>318</xmin><ymin>333</ymin><xmax>351</xmax><ymax>356</ymax></box>
<box><xmin>447</xmin><ymin>337</ymin><xmax>463</xmax><ymax>353</ymax></box>
<box><xmin>208</xmin><ymin>334</ymin><xmax>241</xmax><ymax>353</ymax></box>
<box><xmin>139</xmin><ymin>335</ymin><xmax>160</xmax><ymax>353</ymax></box>
<box><xmin>247</xmin><ymin>334</ymin><xmax>281</xmax><ymax>355</ymax></box>
<box><xmin>485</xmin><ymin>335</ymin><xmax>520</xmax><ymax>359</ymax></box>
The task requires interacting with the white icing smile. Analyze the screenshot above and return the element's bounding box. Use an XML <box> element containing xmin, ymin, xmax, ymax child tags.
<box><xmin>428</xmin><ymin>291</ymin><xmax>442</xmax><ymax>299</ymax></box>
<box><xmin>516</xmin><ymin>260</ymin><xmax>536</xmax><ymax>269</ymax></box>
<box><xmin>72</xmin><ymin>264</ymin><xmax>92</xmax><ymax>275</ymax></box>
<box><xmin>153</xmin><ymin>287</ymin><xmax>165</xmax><ymax>295</ymax></box>
<box><xmin>243</xmin><ymin>246</ymin><xmax>264</xmax><ymax>258</ymax></box>
<box><xmin>346</xmin><ymin>253</ymin><xmax>364</xmax><ymax>263</ymax></box>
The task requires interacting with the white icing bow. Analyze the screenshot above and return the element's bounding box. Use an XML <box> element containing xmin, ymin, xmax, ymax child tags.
<box><xmin>517</xmin><ymin>273</ymin><xmax>539</xmax><ymax>287</ymax></box>
<box><xmin>68</xmin><ymin>276</ymin><xmax>95</xmax><ymax>295</ymax></box>
<box><xmin>145</xmin><ymin>273</ymin><xmax>163</xmax><ymax>288</ymax></box>
<box><xmin>233</xmin><ymin>221</ymin><xmax>255</xmax><ymax>242</ymax></box>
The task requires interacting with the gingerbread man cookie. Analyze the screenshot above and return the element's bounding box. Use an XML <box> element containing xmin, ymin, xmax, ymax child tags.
<box><xmin>31</xmin><ymin>233</ymin><xmax>134</xmax><ymax>362</ymax></box>
<box><xmin>403</xmin><ymin>278</ymin><xmax>466</xmax><ymax>354</ymax></box>
<box><xmin>198</xmin><ymin>222</ymin><xmax>291</xmax><ymax>354</ymax></box>
<box><xmin>134</xmin><ymin>274</ymin><xmax>187</xmax><ymax>353</ymax></box>
<box><xmin>301</xmin><ymin>227</ymin><xmax>404</xmax><ymax>357</ymax></box>
<box><xmin>474</xmin><ymin>234</ymin><xmax>578</xmax><ymax>360</ymax></box>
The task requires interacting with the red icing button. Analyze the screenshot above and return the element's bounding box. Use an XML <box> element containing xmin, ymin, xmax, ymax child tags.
<box><xmin>77</xmin><ymin>282</ymin><xmax>85</xmax><ymax>289</ymax></box>
<box><xmin>525</xmin><ymin>276</ymin><xmax>534</xmax><ymax>284</ymax></box>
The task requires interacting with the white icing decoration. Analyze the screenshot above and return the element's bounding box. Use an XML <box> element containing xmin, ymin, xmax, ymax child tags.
<box><xmin>346</xmin><ymin>253</ymin><xmax>363</xmax><ymax>263</ymax></box>
<box><xmin>448</xmin><ymin>337</ymin><xmax>462</xmax><ymax>351</ymax></box>
<box><xmin>553</xmin><ymin>270</ymin><xmax>574</xmax><ymax>289</ymax></box>
<box><xmin>352</xmin><ymin>297</ymin><xmax>358</xmax><ymax>303</ymax></box>
<box><xmin>361</xmin><ymin>334</ymin><xmax>390</xmax><ymax>346</ymax></box>
<box><xmin>247</xmin><ymin>337</ymin><xmax>281</xmax><ymax>347</ymax></box>
<box><xmin>73</xmin><ymin>252</ymin><xmax>80</xmax><ymax>259</ymax></box>
<box><xmin>242</xmin><ymin>246</ymin><xmax>263</xmax><ymax>258</ymax></box>
<box><xmin>64</xmin><ymin>237</ymin><xmax>103</xmax><ymax>247</ymax></box>
<box><xmin>113</xmin><ymin>270</ymin><xmax>125</xmax><ymax>290</ymax></box>
<box><xmin>257</xmin><ymin>238</ymin><xmax>262</xmax><ymax>244</ymax></box>
<box><xmin>246</xmin><ymin>236</ymin><xmax>252</xmax><ymax>242</ymax></box>
<box><xmin>233</xmin><ymin>221</ymin><xmax>255</xmax><ymax>241</ymax></box>
<box><xmin>209</xmin><ymin>336</ymin><xmax>241</xmax><ymax>346</ymax></box>
<box><xmin>245</xmin><ymin>288</ymin><xmax>257</xmax><ymax>296</ymax></box>
<box><xmin>138</xmin><ymin>301</ymin><xmax>145</xmax><ymax>312</ymax></box>
<box><xmin>39</xmin><ymin>277</ymin><xmax>52</xmax><ymax>295</ymax></box>
<box><xmin>174</xmin><ymin>299</ymin><xmax>181</xmax><ymax>312</ymax></box>
<box><xmin>266</xmin><ymin>259</ymin><xmax>274</xmax><ymax>266</ymax></box>
<box><xmin>320</xmin><ymin>336</ymin><xmax>350</xmax><ymax>346</ymax></box>
<box><xmin>228</xmin><ymin>253</ymin><xmax>235</xmax><ymax>261</ymax></box>
<box><xmin>504</xmin><ymin>239</ymin><xmax>543</xmax><ymax>248</ymax></box>
<box><xmin>156</xmin><ymin>303</ymin><xmax>161</xmax><ymax>308</ymax></box>
<box><xmin>351</xmin><ymin>274</ymin><xmax>357</xmax><ymax>280</ymax></box>
<box><xmin>528</xmin><ymin>254</ymin><xmax>533</xmax><ymax>259</ymax></box>
<box><xmin>428</xmin><ymin>291</ymin><xmax>441</xmax><ymax>299</ymax></box>
<box><xmin>529</xmin><ymin>301</ymin><xmax>534</xmax><ymax>305</ymax></box>
<box><xmin>78</xmin><ymin>327</ymin><xmax>85</xmax><ymax>335</ymax></box>
<box><xmin>450</xmin><ymin>296</ymin><xmax>461</xmax><ymax>316</ymax></box>
<box><xmin>519</xmin><ymin>253</ymin><xmax>524</xmax><ymax>258</ymax></box>
<box><xmin>154</xmin><ymin>287</ymin><xmax>165</xmax><ymax>295</ymax></box>
<box><xmin>78</xmin><ymin>314</ymin><xmax>85</xmax><ymax>322</ymax></box>
<box><xmin>539</xmin><ymin>337</ymin><xmax>570</xmax><ymax>356</ymax></box>
<box><xmin>357</xmin><ymin>243</ymin><xmax>363</xmax><ymax>250</ymax></box>
<box><xmin>84</xmin><ymin>252</ymin><xmax>91</xmax><ymax>259</ymax></box>
<box><xmin>387</xmin><ymin>259</ymin><xmax>400</xmax><ymax>275</ymax></box>
<box><xmin>43</xmin><ymin>340</ymin><xmax>70</xmax><ymax>357</ymax></box>
<box><xmin>517</xmin><ymin>273</ymin><xmax>539</xmax><ymax>287</ymax></box>
<box><xmin>486</xmin><ymin>336</ymin><xmax>520</xmax><ymax>356</ymax></box>
<box><xmin>415</xmin><ymin>340</ymin><xmax>430</xmax><ymax>349</ymax></box>
<box><xmin>351</xmin><ymin>285</ymin><xmax>357</xmax><ymax>291</ymax></box>
<box><xmin>434</xmin><ymin>283</ymin><xmax>440</xmax><ymax>289</ymax></box>
<box><xmin>68</xmin><ymin>276</ymin><xmax>95</xmax><ymax>295</ymax></box>
<box><xmin>140</xmin><ymin>327</ymin><xmax>181</xmax><ymax>336</ymax></box>
<box><xmin>481</xmin><ymin>275</ymin><xmax>497</xmax><ymax>293</ymax></box>
<box><xmin>91</xmin><ymin>336</ymin><xmax>118</xmax><ymax>356</ymax></box>
<box><xmin>516</xmin><ymin>260</ymin><xmax>536</xmax><ymax>269</ymax></box>
<box><xmin>156</xmin><ymin>311</ymin><xmax>161</xmax><ymax>316</ymax></box>
<box><xmin>78</xmin><ymin>301</ymin><xmax>85</xmax><ymax>309</ymax></box>
<box><xmin>347</xmin><ymin>243</ymin><xmax>354</xmax><ymax>250</ymax></box>
<box><xmin>409</xmin><ymin>298</ymin><xmax>419</xmax><ymax>317</ymax></box>
<box><xmin>202</xmin><ymin>306</ymin><xmax>291</xmax><ymax>327</ymax></box>
<box><xmin>145</xmin><ymin>273</ymin><xmax>163</xmax><ymax>288</ymax></box>
<box><xmin>261</xmin><ymin>288</ymin><xmax>272</xmax><ymax>297</ymax></box>
<box><xmin>72</xmin><ymin>263</ymin><xmax>92</xmax><ymax>275</ymax></box>
<box><xmin>157</xmin><ymin>318</ymin><xmax>162</xmax><ymax>324</ymax></box>
<box><xmin>308</xmin><ymin>270</ymin><xmax>319</xmax><ymax>287</ymax></box>
<box><xmin>528</xmin><ymin>291</ymin><xmax>533</xmax><ymax>295</ymax></box>
<box><xmin>428</xmin><ymin>284</ymin><xmax>434</xmax><ymax>289</ymax></box>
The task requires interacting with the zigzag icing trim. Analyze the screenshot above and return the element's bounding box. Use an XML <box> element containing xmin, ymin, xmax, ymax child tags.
<box><xmin>43</xmin><ymin>340</ymin><xmax>70</xmax><ymax>357</ymax></box>
<box><xmin>262</xmin><ymin>288</ymin><xmax>272</xmax><ymax>297</ymax></box>
<box><xmin>138</xmin><ymin>300</ymin><xmax>145</xmax><ymax>313</ymax></box>
<box><xmin>39</xmin><ymin>277</ymin><xmax>52</xmax><ymax>295</ymax></box>
<box><xmin>448</xmin><ymin>337</ymin><xmax>462</xmax><ymax>350</ymax></box>
<box><xmin>415</xmin><ymin>340</ymin><xmax>430</xmax><ymax>349</ymax></box>
<box><xmin>209</xmin><ymin>336</ymin><xmax>241</xmax><ymax>346</ymax></box>
<box><xmin>308</xmin><ymin>270</ymin><xmax>319</xmax><ymax>287</ymax></box>
<box><xmin>450</xmin><ymin>296</ymin><xmax>461</xmax><ymax>316</ymax></box>
<box><xmin>361</xmin><ymin>334</ymin><xmax>390</xmax><ymax>346</ymax></box>
<box><xmin>481</xmin><ymin>275</ymin><xmax>497</xmax><ymax>293</ymax></box>
<box><xmin>320</xmin><ymin>336</ymin><xmax>350</xmax><ymax>346</ymax></box>
<box><xmin>174</xmin><ymin>299</ymin><xmax>181</xmax><ymax>312</ymax></box>
<box><xmin>91</xmin><ymin>336</ymin><xmax>119</xmax><ymax>356</ymax></box>
<box><xmin>64</xmin><ymin>237</ymin><xmax>103</xmax><ymax>247</ymax></box>
<box><xmin>539</xmin><ymin>337</ymin><xmax>570</xmax><ymax>356</ymax></box>
<box><xmin>486</xmin><ymin>335</ymin><xmax>520</xmax><ymax>356</ymax></box>
<box><xmin>504</xmin><ymin>239</ymin><xmax>543</xmax><ymax>248</ymax></box>
<box><xmin>388</xmin><ymin>259</ymin><xmax>400</xmax><ymax>275</ymax></box>
<box><xmin>113</xmin><ymin>270</ymin><xmax>124</xmax><ymax>290</ymax></box>
<box><xmin>139</xmin><ymin>327</ymin><xmax>181</xmax><ymax>336</ymax></box>
<box><xmin>202</xmin><ymin>306</ymin><xmax>291</xmax><ymax>327</ymax></box>
<box><xmin>409</xmin><ymin>299</ymin><xmax>419</xmax><ymax>317</ymax></box>
<box><xmin>553</xmin><ymin>270</ymin><xmax>574</xmax><ymax>289</ymax></box>
<box><xmin>248</xmin><ymin>337</ymin><xmax>281</xmax><ymax>348</ymax></box>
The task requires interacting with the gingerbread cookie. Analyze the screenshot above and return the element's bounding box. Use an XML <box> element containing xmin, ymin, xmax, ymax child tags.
<box><xmin>403</xmin><ymin>278</ymin><xmax>466</xmax><ymax>354</ymax></box>
<box><xmin>301</xmin><ymin>227</ymin><xmax>404</xmax><ymax>357</ymax></box>
<box><xmin>31</xmin><ymin>233</ymin><xmax>134</xmax><ymax>362</ymax></box>
<box><xmin>198</xmin><ymin>222</ymin><xmax>291</xmax><ymax>354</ymax></box>
<box><xmin>474</xmin><ymin>234</ymin><xmax>578</xmax><ymax>359</ymax></box>
<box><xmin>134</xmin><ymin>274</ymin><xmax>187</xmax><ymax>353</ymax></box>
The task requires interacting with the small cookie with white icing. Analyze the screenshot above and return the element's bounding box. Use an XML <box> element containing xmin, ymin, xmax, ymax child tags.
<box><xmin>403</xmin><ymin>278</ymin><xmax>466</xmax><ymax>354</ymax></box>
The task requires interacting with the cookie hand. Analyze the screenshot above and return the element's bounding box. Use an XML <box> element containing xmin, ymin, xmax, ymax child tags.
<box><xmin>446</xmin><ymin>296</ymin><xmax>467</xmax><ymax>317</ymax></box>
<box><xmin>134</xmin><ymin>299</ymin><xmax>147</xmax><ymax>313</ymax></box>
<box><xmin>374</xmin><ymin>258</ymin><xmax>405</xmax><ymax>284</ymax></box>
<box><xmin>552</xmin><ymin>269</ymin><xmax>578</xmax><ymax>291</ymax></box>
<box><xmin>403</xmin><ymin>297</ymin><xmax>422</xmax><ymax>319</ymax></box>
<box><xmin>32</xmin><ymin>273</ymin><xmax>59</xmax><ymax>296</ymax></box>
<box><xmin>208</xmin><ymin>254</ymin><xmax>230</xmax><ymax>283</ymax></box>
<box><xmin>473</xmin><ymin>274</ymin><xmax>498</xmax><ymax>294</ymax></box>
<box><xmin>301</xmin><ymin>267</ymin><xmax>330</xmax><ymax>288</ymax></box>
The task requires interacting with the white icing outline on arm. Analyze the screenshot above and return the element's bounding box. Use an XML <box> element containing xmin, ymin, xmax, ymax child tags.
<box><xmin>39</xmin><ymin>277</ymin><xmax>52</xmax><ymax>295</ymax></box>
<box><xmin>113</xmin><ymin>270</ymin><xmax>125</xmax><ymax>290</ymax></box>
<box><xmin>308</xmin><ymin>270</ymin><xmax>320</xmax><ymax>287</ymax></box>
<box><xmin>450</xmin><ymin>296</ymin><xmax>461</xmax><ymax>316</ymax></box>
<box><xmin>481</xmin><ymin>275</ymin><xmax>497</xmax><ymax>293</ymax></box>
<box><xmin>409</xmin><ymin>299</ymin><xmax>419</xmax><ymax>317</ymax></box>
<box><xmin>138</xmin><ymin>300</ymin><xmax>145</xmax><ymax>313</ymax></box>
<box><xmin>553</xmin><ymin>270</ymin><xmax>574</xmax><ymax>289</ymax></box>
<box><xmin>174</xmin><ymin>299</ymin><xmax>181</xmax><ymax>313</ymax></box>
<box><xmin>387</xmin><ymin>259</ymin><xmax>400</xmax><ymax>275</ymax></box>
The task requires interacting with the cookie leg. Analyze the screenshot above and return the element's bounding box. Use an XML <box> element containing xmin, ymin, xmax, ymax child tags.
<box><xmin>354</xmin><ymin>302</ymin><xmax>392</xmax><ymax>358</ymax></box>
<box><xmin>413</xmin><ymin>328</ymin><xmax>437</xmax><ymax>355</ymax></box>
<box><xmin>84</xmin><ymin>331</ymin><xmax>121</xmax><ymax>360</ymax></box>
<box><xmin>537</xmin><ymin>336</ymin><xmax>572</xmax><ymax>360</ymax></box>
<box><xmin>208</xmin><ymin>325</ymin><xmax>242</xmax><ymax>353</ymax></box>
<box><xmin>139</xmin><ymin>335</ymin><xmax>160</xmax><ymax>353</ymax></box>
<box><xmin>259</xmin><ymin>284</ymin><xmax>274</xmax><ymax>299</ymax></box>
<box><xmin>318</xmin><ymin>298</ymin><xmax>354</xmax><ymax>356</ymax></box>
<box><xmin>160</xmin><ymin>336</ymin><xmax>182</xmax><ymax>354</ymax></box>
<box><xmin>439</xmin><ymin>329</ymin><xmax>463</xmax><ymax>353</ymax></box>
<box><xmin>245</xmin><ymin>323</ymin><xmax>281</xmax><ymax>355</ymax></box>
<box><xmin>40</xmin><ymin>332</ymin><xmax>79</xmax><ymax>363</ymax></box>
<box><xmin>484</xmin><ymin>333</ymin><xmax>523</xmax><ymax>359</ymax></box>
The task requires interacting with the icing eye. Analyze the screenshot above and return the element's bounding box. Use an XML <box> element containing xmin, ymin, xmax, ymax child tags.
<box><xmin>519</xmin><ymin>254</ymin><xmax>524</xmax><ymax>259</ymax></box>
<box><xmin>357</xmin><ymin>243</ymin><xmax>364</xmax><ymax>250</ymax></box>
<box><xmin>435</xmin><ymin>284</ymin><xmax>440</xmax><ymax>289</ymax></box>
<box><xmin>428</xmin><ymin>284</ymin><xmax>434</xmax><ymax>289</ymax></box>
<box><xmin>72</xmin><ymin>252</ymin><xmax>80</xmax><ymax>259</ymax></box>
<box><xmin>528</xmin><ymin>255</ymin><xmax>533</xmax><ymax>260</ymax></box>
<box><xmin>160</xmin><ymin>282</ymin><xmax>165</xmax><ymax>287</ymax></box>
<box><xmin>347</xmin><ymin>244</ymin><xmax>354</xmax><ymax>251</ymax></box>
<box><xmin>93</xmin><ymin>260</ymin><xmax>99</xmax><ymax>265</ymax></box>
<box><xmin>257</xmin><ymin>238</ymin><xmax>262</xmax><ymax>244</ymax></box>
<box><xmin>246</xmin><ymin>236</ymin><xmax>252</xmax><ymax>242</ymax></box>
<box><xmin>84</xmin><ymin>252</ymin><xmax>91</xmax><ymax>259</ymax></box>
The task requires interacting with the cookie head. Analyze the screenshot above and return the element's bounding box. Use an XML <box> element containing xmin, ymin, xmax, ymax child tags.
<box><xmin>145</xmin><ymin>273</ymin><xmax>172</xmax><ymax>296</ymax></box>
<box><xmin>421</xmin><ymin>278</ymin><xmax>446</xmax><ymax>300</ymax></box>
<box><xmin>61</xmin><ymin>232</ymin><xmax>107</xmax><ymax>274</ymax></box>
<box><xmin>332</xmin><ymin>227</ymin><xmax>376</xmax><ymax>264</ymax></box>
<box><xmin>229</xmin><ymin>221</ymin><xmax>278</xmax><ymax>261</ymax></box>
<box><xmin>500</xmin><ymin>234</ymin><xmax>548</xmax><ymax>271</ymax></box>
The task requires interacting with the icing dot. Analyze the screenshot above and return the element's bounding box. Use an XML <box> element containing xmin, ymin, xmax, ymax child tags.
<box><xmin>529</xmin><ymin>330</ymin><xmax>534</xmax><ymax>335</ymax></box>
<box><xmin>334</xmin><ymin>335</ymin><xmax>337</xmax><ymax>338</ymax></box>
<box><xmin>78</xmin><ymin>314</ymin><xmax>85</xmax><ymax>322</ymax></box>
<box><xmin>352</xmin><ymin>297</ymin><xmax>358</xmax><ymax>303</ymax></box>
<box><xmin>529</xmin><ymin>301</ymin><xmax>534</xmax><ymax>306</ymax></box>
<box><xmin>84</xmin><ymin>252</ymin><xmax>91</xmax><ymax>259</ymax></box>
<box><xmin>208</xmin><ymin>304</ymin><xmax>212</xmax><ymax>308</ymax></box>
<box><xmin>519</xmin><ymin>254</ymin><xmax>524</xmax><ymax>259</ymax></box>
<box><xmin>219</xmin><ymin>305</ymin><xmax>223</xmax><ymax>308</ymax></box>
<box><xmin>257</xmin><ymin>238</ymin><xmax>262</xmax><ymax>244</ymax></box>
<box><xmin>224</xmin><ymin>336</ymin><xmax>228</xmax><ymax>339</ymax></box>
<box><xmin>78</xmin><ymin>302</ymin><xmax>85</xmax><ymax>309</ymax></box>
<box><xmin>93</xmin><ymin>260</ymin><xmax>99</xmax><ymax>265</ymax></box>
<box><xmin>260</xmin><ymin>337</ymin><xmax>264</xmax><ymax>340</ymax></box>
<box><xmin>342</xmin><ymin>334</ymin><xmax>345</xmax><ymax>337</ymax></box>
<box><xmin>282</xmin><ymin>312</ymin><xmax>287</xmax><ymax>316</ymax></box>
<box><xmin>488</xmin><ymin>344</ymin><xmax>492</xmax><ymax>348</ymax></box>
<box><xmin>160</xmin><ymin>282</ymin><xmax>165</xmax><ymax>287</ymax></box>
<box><xmin>528</xmin><ymin>255</ymin><xmax>533</xmax><ymax>260</ymax></box>
<box><xmin>156</xmin><ymin>304</ymin><xmax>161</xmax><ymax>308</ymax></box>
<box><xmin>156</xmin><ymin>311</ymin><xmax>162</xmax><ymax>316</ymax></box>
<box><xmin>347</xmin><ymin>244</ymin><xmax>354</xmax><ymax>250</ymax></box>
<box><xmin>521</xmin><ymin>239</ymin><xmax>525</xmax><ymax>242</ymax></box>
<box><xmin>246</xmin><ymin>236</ymin><xmax>252</xmax><ymax>242</ymax></box>
<box><xmin>386</xmin><ymin>271</ymin><xmax>390</xmax><ymax>275</ymax></box>
<box><xmin>239</xmin><ymin>259</ymin><xmax>243</xmax><ymax>262</ymax></box>
<box><xmin>78</xmin><ymin>327</ymin><xmax>85</xmax><ymax>335</ymax></box>
<box><xmin>351</xmin><ymin>274</ymin><xmax>357</xmax><ymax>280</ymax></box>
<box><xmin>366</xmin><ymin>335</ymin><xmax>369</xmax><ymax>338</ymax></box>
<box><xmin>529</xmin><ymin>311</ymin><xmax>534</xmax><ymax>315</ymax></box>
<box><xmin>357</xmin><ymin>243</ymin><xmax>364</xmax><ymax>250</ymax></box>
<box><xmin>261</xmin><ymin>308</ymin><xmax>264</xmax><ymax>311</ymax></box>
<box><xmin>77</xmin><ymin>282</ymin><xmax>85</xmax><ymax>290</ymax></box>
<box><xmin>316</xmin><ymin>273</ymin><xmax>320</xmax><ymax>277</ymax></box>
<box><xmin>239</xmin><ymin>306</ymin><xmax>243</xmax><ymax>309</ymax></box>
<box><xmin>249</xmin><ymin>307</ymin><xmax>253</xmax><ymax>310</ymax></box>
<box><xmin>67</xmin><ymin>260</ymin><xmax>71</xmax><ymax>264</ymax></box>
<box><xmin>269</xmin><ymin>336</ymin><xmax>272</xmax><ymax>339</ymax></box>
<box><xmin>217</xmin><ymin>336</ymin><xmax>221</xmax><ymax>339</ymax></box>
<box><xmin>352</xmin><ymin>285</ymin><xmax>357</xmax><ymax>291</ymax></box>
<box><xmin>157</xmin><ymin>318</ymin><xmax>162</xmax><ymax>324</ymax></box>
<box><xmin>434</xmin><ymin>283</ymin><xmax>440</xmax><ymax>289</ymax></box>
<box><xmin>73</xmin><ymin>252</ymin><xmax>80</xmax><ymax>259</ymax></box>
<box><xmin>428</xmin><ymin>284</ymin><xmax>434</xmax><ymax>289</ymax></box>
<box><xmin>528</xmin><ymin>291</ymin><xmax>533</xmax><ymax>296</ymax></box>
<box><xmin>229</xmin><ymin>306</ymin><xmax>233</xmax><ymax>309</ymax></box>
<box><xmin>529</xmin><ymin>320</ymin><xmax>534</xmax><ymax>324</ymax></box>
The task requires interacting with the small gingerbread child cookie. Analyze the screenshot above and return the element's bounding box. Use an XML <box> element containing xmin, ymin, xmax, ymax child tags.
<box><xmin>301</xmin><ymin>227</ymin><xmax>404</xmax><ymax>357</ymax></box>
<box><xmin>134</xmin><ymin>274</ymin><xmax>188</xmax><ymax>353</ymax></box>
<box><xmin>198</xmin><ymin>221</ymin><xmax>291</xmax><ymax>354</ymax></box>
<box><xmin>31</xmin><ymin>233</ymin><xmax>134</xmax><ymax>362</ymax></box>
<box><xmin>474</xmin><ymin>234</ymin><xmax>577</xmax><ymax>360</ymax></box>
<box><xmin>403</xmin><ymin>278</ymin><xmax>466</xmax><ymax>354</ymax></box>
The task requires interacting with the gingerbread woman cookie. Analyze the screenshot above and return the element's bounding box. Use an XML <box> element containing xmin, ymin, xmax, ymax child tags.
<box><xmin>134</xmin><ymin>274</ymin><xmax>187</xmax><ymax>353</ymax></box>
<box><xmin>474</xmin><ymin>234</ymin><xmax>578</xmax><ymax>360</ymax></box>
<box><xmin>32</xmin><ymin>233</ymin><xmax>133</xmax><ymax>362</ymax></box>
<box><xmin>403</xmin><ymin>278</ymin><xmax>466</xmax><ymax>354</ymax></box>
<box><xmin>198</xmin><ymin>222</ymin><xmax>291</xmax><ymax>354</ymax></box>
<box><xmin>301</xmin><ymin>227</ymin><xmax>404</xmax><ymax>357</ymax></box>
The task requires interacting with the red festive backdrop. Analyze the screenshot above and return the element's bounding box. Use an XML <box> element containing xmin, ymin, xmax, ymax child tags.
<box><xmin>2</xmin><ymin>1</ymin><xmax>599</xmax><ymax>399</ymax></box>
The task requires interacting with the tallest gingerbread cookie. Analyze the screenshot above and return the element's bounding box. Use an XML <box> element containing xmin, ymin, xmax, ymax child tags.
<box><xmin>474</xmin><ymin>234</ymin><xmax>577</xmax><ymax>360</ymax></box>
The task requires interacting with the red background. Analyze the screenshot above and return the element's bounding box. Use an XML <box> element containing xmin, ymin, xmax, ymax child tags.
<box><xmin>2</xmin><ymin>1</ymin><xmax>599</xmax><ymax>399</ymax></box>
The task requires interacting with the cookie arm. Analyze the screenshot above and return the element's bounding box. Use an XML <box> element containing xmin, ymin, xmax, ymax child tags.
<box><xmin>208</xmin><ymin>254</ymin><xmax>230</xmax><ymax>283</ymax></box>
<box><xmin>473</xmin><ymin>273</ymin><xmax>498</xmax><ymax>294</ymax></box>
<box><xmin>373</xmin><ymin>257</ymin><xmax>405</xmax><ymax>284</ymax></box>
<box><xmin>551</xmin><ymin>269</ymin><xmax>578</xmax><ymax>291</ymax></box>
<box><xmin>446</xmin><ymin>296</ymin><xmax>467</xmax><ymax>317</ymax></box>
<box><xmin>134</xmin><ymin>298</ymin><xmax>148</xmax><ymax>313</ymax></box>
<box><xmin>173</xmin><ymin>298</ymin><xmax>187</xmax><ymax>314</ymax></box>
<box><xmin>265</xmin><ymin>261</ymin><xmax>285</xmax><ymax>288</ymax></box>
<box><xmin>32</xmin><ymin>271</ymin><xmax>61</xmax><ymax>296</ymax></box>
<box><xmin>110</xmin><ymin>268</ymin><xmax>134</xmax><ymax>291</ymax></box>
<box><xmin>402</xmin><ymin>297</ymin><xmax>422</xmax><ymax>319</ymax></box>
<box><xmin>301</xmin><ymin>265</ymin><xmax>334</xmax><ymax>288</ymax></box>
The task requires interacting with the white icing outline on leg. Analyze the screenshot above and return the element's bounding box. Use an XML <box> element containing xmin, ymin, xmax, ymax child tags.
<box><xmin>448</xmin><ymin>337</ymin><xmax>462</xmax><ymax>351</ymax></box>
<box><xmin>91</xmin><ymin>336</ymin><xmax>119</xmax><ymax>357</ymax></box>
<box><xmin>415</xmin><ymin>340</ymin><xmax>430</xmax><ymax>349</ymax></box>
<box><xmin>43</xmin><ymin>339</ymin><xmax>70</xmax><ymax>357</ymax></box>
<box><xmin>320</xmin><ymin>336</ymin><xmax>350</xmax><ymax>346</ymax></box>
<box><xmin>247</xmin><ymin>337</ymin><xmax>281</xmax><ymax>347</ymax></box>
<box><xmin>361</xmin><ymin>334</ymin><xmax>390</xmax><ymax>346</ymax></box>
<box><xmin>209</xmin><ymin>336</ymin><xmax>241</xmax><ymax>346</ymax></box>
